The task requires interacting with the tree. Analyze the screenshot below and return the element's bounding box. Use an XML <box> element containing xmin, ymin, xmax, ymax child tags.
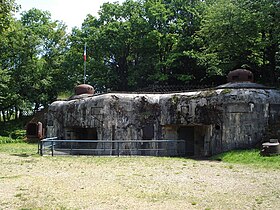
<box><xmin>73</xmin><ymin>0</ymin><xmax>206</xmax><ymax>91</ymax></box>
<box><xmin>0</xmin><ymin>0</ymin><xmax>18</xmax><ymax>33</ymax></box>
<box><xmin>0</xmin><ymin>8</ymin><xmax>68</xmax><ymax>116</ymax></box>
<box><xmin>17</xmin><ymin>8</ymin><xmax>68</xmax><ymax>110</ymax></box>
<box><xmin>0</xmin><ymin>0</ymin><xmax>19</xmax><ymax>121</ymax></box>
<box><xmin>158</xmin><ymin>0</ymin><xmax>206</xmax><ymax>84</ymax></box>
<box><xmin>197</xmin><ymin>0</ymin><xmax>280</xmax><ymax>84</ymax></box>
<box><xmin>75</xmin><ymin>0</ymin><xmax>152</xmax><ymax>91</ymax></box>
<box><xmin>60</xmin><ymin>27</ymin><xmax>87</xmax><ymax>91</ymax></box>
<box><xmin>243</xmin><ymin>0</ymin><xmax>280</xmax><ymax>84</ymax></box>
<box><xmin>96</xmin><ymin>1</ymin><xmax>136</xmax><ymax>90</ymax></box>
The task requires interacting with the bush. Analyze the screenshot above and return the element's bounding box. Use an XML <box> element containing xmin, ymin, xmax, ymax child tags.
<box><xmin>9</xmin><ymin>129</ymin><xmax>26</xmax><ymax>140</ymax></box>
<box><xmin>0</xmin><ymin>136</ymin><xmax>24</xmax><ymax>144</ymax></box>
<box><xmin>0</xmin><ymin>116</ymin><xmax>31</xmax><ymax>137</ymax></box>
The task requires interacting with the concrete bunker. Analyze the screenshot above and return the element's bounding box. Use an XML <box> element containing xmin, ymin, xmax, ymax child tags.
<box><xmin>43</xmin><ymin>69</ymin><xmax>280</xmax><ymax>157</ymax></box>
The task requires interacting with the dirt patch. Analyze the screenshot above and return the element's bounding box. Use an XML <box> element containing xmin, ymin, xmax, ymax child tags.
<box><xmin>0</xmin><ymin>154</ymin><xmax>279</xmax><ymax>209</ymax></box>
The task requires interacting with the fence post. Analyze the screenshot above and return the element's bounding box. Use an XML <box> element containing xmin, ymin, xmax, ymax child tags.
<box><xmin>37</xmin><ymin>140</ymin><xmax>40</xmax><ymax>155</ymax></box>
<box><xmin>136</xmin><ymin>141</ymin><xmax>138</xmax><ymax>155</ymax></box>
<box><xmin>51</xmin><ymin>141</ymin><xmax>54</xmax><ymax>156</ymax></box>
<box><xmin>157</xmin><ymin>140</ymin><xmax>159</xmax><ymax>156</ymax></box>
<box><xmin>117</xmin><ymin>141</ymin><xmax>119</xmax><ymax>157</ymax></box>
<box><xmin>39</xmin><ymin>140</ymin><xmax>43</xmax><ymax>156</ymax></box>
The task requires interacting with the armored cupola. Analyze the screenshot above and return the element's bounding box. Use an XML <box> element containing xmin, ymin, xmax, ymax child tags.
<box><xmin>68</xmin><ymin>84</ymin><xmax>95</xmax><ymax>100</ymax></box>
<box><xmin>227</xmin><ymin>69</ymin><xmax>254</xmax><ymax>83</ymax></box>
<box><xmin>74</xmin><ymin>84</ymin><xmax>94</xmax><ymax>95</ymax></box>
<box><xmin>217</xmin><ymin>69</ymin><xmax>266</xmax><ymax>89</ymax></box>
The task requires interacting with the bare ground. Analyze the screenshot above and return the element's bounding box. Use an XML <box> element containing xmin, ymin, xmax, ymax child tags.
<box><xmin>0</xmin><ymin>154</ymin><xmax>279</xmax><ymax>210</ymax></box>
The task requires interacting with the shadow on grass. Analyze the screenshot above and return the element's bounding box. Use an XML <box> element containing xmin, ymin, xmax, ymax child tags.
<box><xmin>11</xmin><ymin>153</ymin><xmax>30</xmax><ymax>157</ymax></box>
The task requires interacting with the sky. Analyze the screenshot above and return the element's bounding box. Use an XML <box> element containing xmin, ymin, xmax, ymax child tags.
<box><xmin>16</xmin><ymin>0</ymin><xmax>124</xmax><ymax>31</ymax></box>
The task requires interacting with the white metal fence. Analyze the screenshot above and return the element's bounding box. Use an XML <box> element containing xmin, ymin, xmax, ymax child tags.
<box><xmin>38</xmin><ymin>137</ymin><xmax>186</xmax><ymax>157</ymax></box>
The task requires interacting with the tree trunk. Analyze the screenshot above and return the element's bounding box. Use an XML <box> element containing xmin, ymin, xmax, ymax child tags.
<box><xmin>34</xmin><ymin>103</ymin><xmax>40</xmax><ymax>114</ymax></box>
<box><xmin>7</xmin><ymin>109</ymin><xmax>12</xmax><ymax>121</ymax></box>
<box><xmin>19</xmin><ymin>109</ymin><xmax>23</xmax><ymax>119</ymax></box>
<box><xmin>15</xmin><ymin>106</ymin><xmax>18</xmax><ymax>120</ymax></box>
<box><xmin>2</xmin><ymin>110</ymin><xmax>6</xmax><ymax>123</ymax></box>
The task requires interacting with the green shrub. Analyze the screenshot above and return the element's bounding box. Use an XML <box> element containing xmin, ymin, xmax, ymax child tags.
<box><xmin>0</xmin><ymin>136</ymin><xmax>24</xmax><ymax>144</ymax></box>
<box><xmin>9</xmin><ymin>129</ymin><xmax>26</xmax><ymax>140</ymax></box>
<box><xmin>0</xmin><ymin>116</ymin><xmax>31</xmax><ymax>137</ymax></box>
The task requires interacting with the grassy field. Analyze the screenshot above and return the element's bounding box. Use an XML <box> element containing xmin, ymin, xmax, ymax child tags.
<box><xmin>212</xmin><ymin>149</ymin><xmax>280</xmax><ymax>169</ymax></box>
<box><xmin>0</xmin><ymin>142</ymin><xmax>279</xmax><ymax>210</ymax></box>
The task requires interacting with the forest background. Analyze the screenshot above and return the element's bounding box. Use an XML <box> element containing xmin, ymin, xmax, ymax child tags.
<box><xmin>0</xmin><ymin>0</ymin><xmax>279</xmax><ymax>121</ymax></box>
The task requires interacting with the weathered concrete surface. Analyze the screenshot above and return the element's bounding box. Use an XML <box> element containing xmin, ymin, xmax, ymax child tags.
<box><xmin>46</xmin><ymin>84</ymin><xmax>280</xmax><ymax>157</ymax></box>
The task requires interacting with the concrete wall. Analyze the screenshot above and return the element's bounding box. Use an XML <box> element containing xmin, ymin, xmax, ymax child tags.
<box><xmin>46</xmin><ymin>87</ymin><xmax>280</xmax><ymax>156</ymax></box>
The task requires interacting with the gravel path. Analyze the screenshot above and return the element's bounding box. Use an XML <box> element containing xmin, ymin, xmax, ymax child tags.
<box><xmin>0</xmin><ymin>154</ymin><xmax>279</xmax><ymax>210</ymax></box>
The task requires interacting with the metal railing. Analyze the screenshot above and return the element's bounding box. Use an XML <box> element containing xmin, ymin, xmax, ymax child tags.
<box><xmin>38</xmin><ymin>137</ymin><xmax>186</xmax><ymax>157</ymax></box>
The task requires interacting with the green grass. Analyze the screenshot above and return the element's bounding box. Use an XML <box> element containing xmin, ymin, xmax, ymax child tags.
<box><xmin>212</xmin><ymin>149</ymin><xmax>280</xmax><ymax>169</ymax></box>
<box><xmin>0</xmin><ymin>141</ymin><xmax>279</xmax><ymax>169</ymax></box>
<box><xmin>0</xmin><ymin>142</ymin><xmax>38</xmax><ymax>156</ymax></box>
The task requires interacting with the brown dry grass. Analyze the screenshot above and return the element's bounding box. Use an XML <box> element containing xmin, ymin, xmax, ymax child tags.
<box><xmin>0</xmin><ymin>144</ymin><xmax>279</xmax><ymax>210</ymax></box>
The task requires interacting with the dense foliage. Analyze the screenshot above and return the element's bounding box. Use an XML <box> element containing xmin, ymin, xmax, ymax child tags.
<box><xmin>0</xmin><ymin>0</ymin><xmax>279</xmax><ymax>121</ymax></box>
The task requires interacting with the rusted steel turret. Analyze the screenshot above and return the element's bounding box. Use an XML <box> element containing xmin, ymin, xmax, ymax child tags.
<box><xmin>218</xmin><ymin>69</ymin><xmax>266</xmax><ymax>89</ymax></box>
<box><xmin>75</xmin><ymin>84</ymin><xmax>94</xmax><ymax>95</ymax></box>
<box><xmin>227</xmin><ymin>69</ymin><xmax>254</xmax><ymax>83</ymax></box>
<box><xmin>68</xmin><ymin>84</ymin><xmax>95</xmax><ymax>100</ymax></box>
